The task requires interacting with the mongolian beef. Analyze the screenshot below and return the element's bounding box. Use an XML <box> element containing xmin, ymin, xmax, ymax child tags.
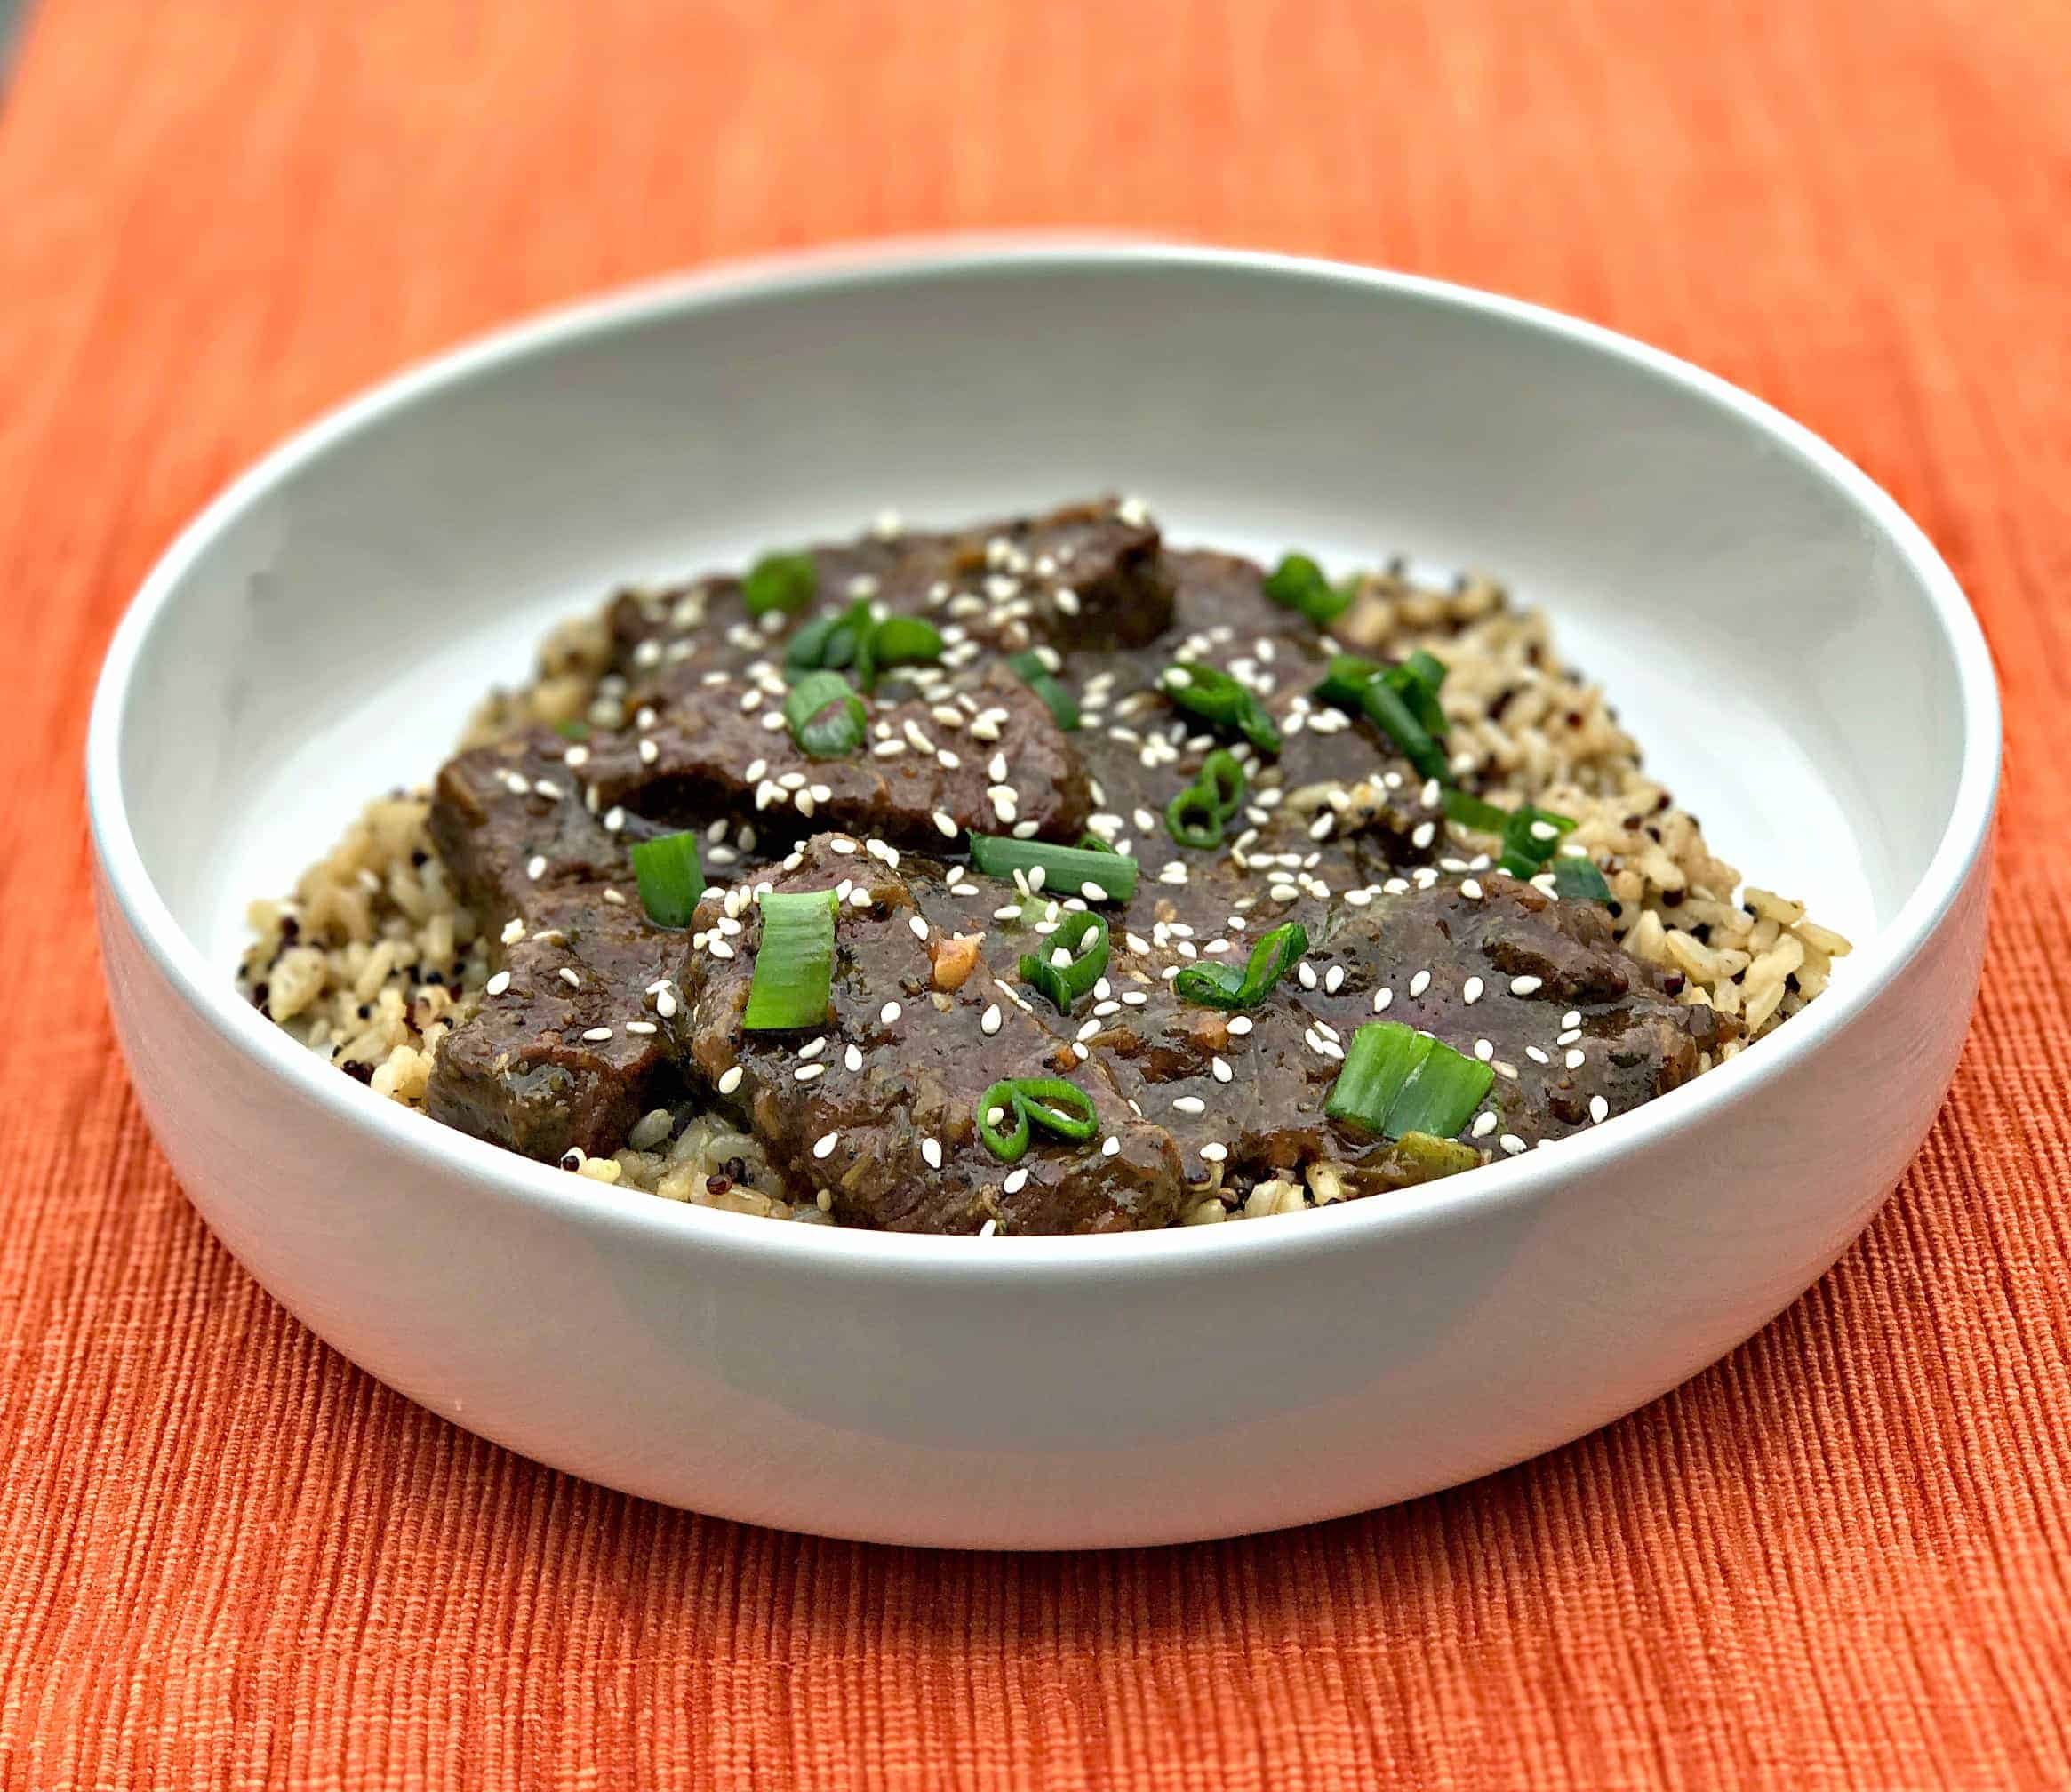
<box><xmin>240</xmin><ymin>500</ymin><xmax>1852</xmax><ymax>1233</ymax></box>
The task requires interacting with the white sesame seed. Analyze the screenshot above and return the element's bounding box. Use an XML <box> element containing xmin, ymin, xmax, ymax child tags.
<box><xmin>844</xmin><ymin>1044</ymin><xmax>863</xmax><ymax>1072</ymax></box>
<box><xmin>1474</xmin><ymin>1039</ymin><xmax>1494</xmax><ymax>1061</ymax></box>
<box><xmin>1200</xmin><ymin>1141</ymin><xmax>1228</xmax><ymax>1163</ymax></box>
<box><xmin>716</xmin><ymin>1065</ymin><xmax>743</xmax><ymax>1095</ymax></box>
<box><xmin>932</xmin><ymin>810</ymin><xmax>958</xmax><ymax>838</ymax></box>
<box><xmin>1472</xmin><ymin>1111</ymin><xmax>1499</xmax><ymax>1138</ymax></box>
<box><xmin>484</xmin><ymin>971</ymin><xmax>511</xmax><ymax>996</ymax></box>
<box><xmin>626</xmin><ymin>1020</ymin><xmax>657</xmax><ymax>1036</ymax></box>
<box><xmin>557</xmin><ymin>966</ymin><xmax>581</xmax><ymax>988</ymax></box>
<box><xmin>1003</xmin><ymin>1167</ymin><xmax>1029</xmax><ymax>1196</ymax></box>
<box><xmin>1462</xmin><ymin>976</ymin><xmax>1484</xmax><ymax>1004</ymax></box>
<box><xmin>525</xmin><ymin>853</ymin><xmax>548</xmax><ymax>881</ymax></box>
<box><xmin>1460</xmin><ymin>878</ymin><xmax>1483</xmax><ymax>900</ymax></box>
<box><xmin>1565</xmin><ymin>1048</ymin><xmax>1586</xmax><ymax>1069</ymax></box>
<box><xmin>812</xmin><ymin>1132</ymin><xmax>840</xmax><ymax>1159</ymax></box>
<box><xmin>1589</xmin><ymin>1095</ymin><xmax>1610</xmax><ymax>1124</ymax></box>
<box><xmin>1411</xmin><ymin>821</ymin><xmax>1436</xmax><ymax>849</ymax></box>
<box><xmin>1526</xmin><ymin>1045</ymin><xmax>1550</xmax><ymax>1064</ymax></box>
<box><xmin>1172</xmin><ymin>1095</ymin><xmax>1206</xmax><ymax>1116</ymax></box>
<box><xmin>980</xmin><ymin>1004</ymin><xmax>1002</xmax><ymax>1036</ymax></box>
<box><xmin>638</xmin><ymin>738</ymin><xmax>659</xmax><ymax>765</ymax></box>
<box><xmin>909</xmin><ymin>916</ymin><xmax>931</xmax><ymax>941</ymax></box>
<box><xmin>603</xmin><ymin>806</ymin><xmax>626</xmax><ymax>833</ymax></box>
<box><xmin>1499</xmin><ymin>1134</ymin><xmax>1526</xmax><ymax>1156</ymax></box>
<box><xmin>1102</xmin><ymin>1136</ymin><xmax>1121</xmax><ymax>1157</ymax></box>
<box><xmin>500</xmin><ymin>918</ymin><xmax>525</xmax><ymax>946</ymax></box>
<box><xmin>1297</xmin><ymin>961</ymin><xmax>1318</xmax><ymax>990</ymax></box>
<box><xmin>1323</xmin><ymin>965</ymin><xmax>1346</xmax><ymax>995</ymax></box>
<box><xmin>581</xmin><ymin>1027</ymin><xmax>613</xmax><ymax>1043</ymax></box>
<box><xmin>1409</xmin><ymin>971</ymin><xmax>1431</xmax><ymax>997</ymax></box>
<box><xmin>1510</xmin><ymin>975</ymin><xmax>1544</xmax><ymax>996</ymax></box>
<box><xmin>1557</xmin><ymin>1028</ymin><xmax>1583</xmax><ymax>1046</ymax></box>
<box><xmin>708</xmin><ymin>940</ymin><xmax>734</xmax><ymax>960</ymax></box>
<box><xmin>1211</xmin><ymin>1057</ymin><xmax>1233</xmax><ymax>1084</ymax></box>
<box><xmin>1227</xmin><ymin>1013</ymin><xmax>1253</xmax><ymax>1035</ymax></box>
<box><xmin>656</xmin><ymin>990</ymin><xmax>677</xmax><ymax>1019</ymax></box>
<box><xmin>922</xmin><ymin>1137</ymin><xmax>942</xmax><ymax>1169</ymax></box>
<box><xmin>1563</xmin><ymin>1011</ymin><xmax>1582</xmax><ymax>1028</ymax></box>
<box><xmin>880</xmin><ymin>1001</ymin><xmax>902</xmax><ymax>1026</ymax></box>
<box><xmin>795</xmin><ymin>1063</ymin><xmax>826</xmax><ymax>1083</ymax></box>
<box><xmin>798</xmin><ymin>1037</ymin><xmax>827</xmax><ymax>1060</ymax></box>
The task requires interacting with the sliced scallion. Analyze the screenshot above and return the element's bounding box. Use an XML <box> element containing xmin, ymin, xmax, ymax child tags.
<box><xmin>1020</xmin><ymin>910</ymin><xmax>1109</xmax><ymax>1013</ymax></box>
<box><xmin>1497</xmin><ymin>804</ymin><xmax>1578</xmax><ymax>877</ymax></box>
<box><xmin>975</xmin><ymin>1077</ymin><xmax>1100</xmax><ymax>1164</ymax></box>
<box><xmin>1006</xmin><ymin>650</ymin><xmax>1080</xmax><ymax>730</ymax></box>
<box><xmin>1442</xmin><ymin>788</ymin><xmax>1510</xmax><ymax>833</ymax></box>
<box><xmin>783</xmin><ymin>600</ymin><xmax>868</xmax><ymax>679</ymax></box>
<box><xmin>968</xmin><ymin>835</ymin><xmax>1137</xmax><ymax>903</ymax></box>
<box><xmin>742</xmin><ymin>551</ymin><xmax>817</xmax><ymax>619</ymax></box>
<box><xmin>1173</xmin><ymin>921</ymin><xmax>1307</xmax><ymax>1011</ymax></box>
<box><xmin>1163</xmin><ymin>748</ymin><xmax>1248</xmax><ymax>850</ymax></box>
<box><xmin>1326</xmin><ymin>1020</ymin><xmax>1494</xmax><ymax>1140</ymax></box>
<box><xmin>1551</xmin><ymin>855</ymin><xmax>1613</xmax><ymax>904</ymax></box>
<box><xmin>1261</xmin><ymin>553</ymin><xmax>1352</xmax><ymax>627</ymax></box>
<box><xmin>741</xmin><ymin>889</ymin><xmax>838</xmax><ymax>1031</ymax></box>
<box><xmin>1359</xmin><ymin>674</ymin><xmax>1451</xmax><ymax>784</ymax></box>
<box><xmin>1314</xmin><ymin>652</ymin><xmax>1382</xmax><ymax>709</ymax></box>
<box><xmin>1163</xmin><ymin>660</ymin><xmax>1281</xmax><ymax>754</ymax></box>
<box><xmin>784</xmin><ymin>670</ymin><xmax>866</xmax><ymax>759</ymax></box>
<box><xmin>629</xmin><ymin>830</ymin><xmax>706</xmax><ymax>928</ymax></box>
<box><xmin>1386</xmin><ymin>661</ymin><xmax>1449</xmax><ymax>739</ymax></box>
<box><xmin>869</xmin><ymin>615</ymin><xmax>945</xmax><ymax>682</ymax></box>
<box><xmin>553</xmin><ymin>718</ymin><xmax>590</xmax><ymax>742</ymax></box>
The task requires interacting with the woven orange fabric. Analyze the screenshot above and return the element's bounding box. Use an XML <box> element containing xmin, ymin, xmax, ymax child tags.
<box><xmin>2</xmin><ymin>0</ymin><xmax>2067</xmax><ymax>1784</ymax></box>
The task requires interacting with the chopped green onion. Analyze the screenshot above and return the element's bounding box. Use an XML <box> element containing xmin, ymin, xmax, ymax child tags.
<box><xmin>1261</xmin><ymin>553</ymin><xmax>1352</xmax><ymax>627</ymax></box>
<box><xmin>1390</xmin><ymin>1132</ymin><xmax>1482</xmax><ymax>1179</ymax></box>
<box><xmin>784</xmin><ymin>670</ymin><xmax>866</xmax><ymax>759</ymax></box>
<box><xmin>1551</xmin><ymin>855</ymin><xmax>1613</xmax><ymax>904</ymax></box>
<box><xmin>1326</xmin><ymin>1021</ymin><xmax>1494</xmax><ymax>1140</ymax></box>
<box><xmin>628</xmin><ymin>830</ymin><xmax>706</xmax><ymax>928</ymax></box>
<box><xmin>1163</xmin><ymin>660</ymin><xmax>1281</xmax><ymax>754</ymax></box>
<box><xmin>1163</xmin><ymin>748</ymin><xmax>1249</xmax><ymax>851</ymax></box>
<box><xmin>1385</xmin><ymin>662</ymin><xmax>1449</xmax><ymax>739</ymax></box>
<box><xmin>1314</xmin><ymin>653</ymin><xmax>1382</xmax><ymax>709</ymax></box>
<box><xmin>742</xmin><ymin>889</ymin><xmax>838</xmax><ymax>1030</ymax></box>
<box><xmin>1359</xmin><ymin>673</ymin><xmax>1451</xmax><ymax>784</ymax></box>
<box><xmin>968</xmin><ymin>835</ymin><xmax>1137</xmax><ymax>903</ymax></box>
<box><xmin>1387</xmin><ymin>1043</ymin><xmax>1498</xmax><ymax>1139</ymax></box>
<box><xmin>742</xmin><ymin>551</ymin><xmax>817</xmax><ymax>619</ymax></box>
<box><xmin>1442</xmin><ymin>788</ymin><xmax>1510</xmax><ymax>833</ymax></box>
<box><xmin>783</xmin><ymin>600</ymin><xmax>868</xmax><ymax>679</ymax></box>
<box><xmin>1325</xmin><ymin>1021</ymin><xmax>1434</xmax><ymax>1131</ymax></box>
<box><xmin>869</xmin><ymin>615</ymin><xmax>945</xmax><ymax>681</ymax></box>
<box><xmin>1077</xmin><ymin>832</ymin><xmax>1119</xmax><ymax>854</ymax></box>
<box><xmin>1019</xmin><ymin>910</ymin><xmax>1108</xmax><ymax>1013</ymax></box>
<box><xmin>1404</xmin><ymin>650</ymin><xmax>1448</xmax><ymax>694</ymax></box>
<box><xmin>1497</xmin><ymin>804</ymin><xmax>1578</xmax><ymax>877</ymax></box>
<box><xmin>1006</xmin><ymin>650</ymin><xmax>1080</xmax><ymax>730</ymax></box>
<box><xmin>553</xmin><ymin>718</ymin><xmax>590</xmax><ymax>742</ymax></box>
<box><xmin>975</xmin><ymin>1077</ymin><xmax>1100</xmax><ymax>1163</ymax></box>
<box><xmin>1164</xmin><ymin>781</ymin><xmax>1227</xmax><ymax>850</ymax></box>
<box><xmin>1173</xmin><ymin>921</ymin><xmax>1307</xmax><ymax>1011</ymax></box>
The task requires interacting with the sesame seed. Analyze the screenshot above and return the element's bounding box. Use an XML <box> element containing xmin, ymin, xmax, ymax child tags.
<box><xmin>1211</xmin><ymin>1057</ymin><xmax>1232</xmax><ymax>1083</ymax></box>
<box><xmin>1557</xmin><ymin>1028</ymin><xmax>1583</xmax><ymax>1045</ymax></box>
<box><xmin>1499</xmin><ymin>1134</ymin><xmax>1526</xmax><ymax>1156</ymax></box>
<box><xmin>1565</xmin><ymin>1048</ymin><xmax>1586</xmax><ymax>1069</ymax></box>
<box><xmin>909</xmin><ymin>916</ymin><xmax>931</xmax><ymax>941</ymax></box>
<box><xmin>1003</xmin><ymin>1167</ymin><xmax>1029</xmax><ymax>1195</ymax></box>
<box><xmin>1462</xmin><ymin>976</ymin><xmax>1484</xmax><ymax>1004</ymax></box>
<box><xmin>557</xmin><ymin>967</ymin><xmax>580</xmax><ymax>988</ymax></box>
<box><xmin>1373</xmin><ymin>987</ymin><xmax>1392</xmax><ymax>1012</ymax></box>
<box><xmin>1324</xmin><ymin>965</ymin><xmax>1346</xmax><ymax>994</ymax></box>
<box><xmin>1102</xmin><ymin>1136</ymin><xmax>1121</xmax><ymax>1157</ymax></box>
<box><xmin>1171</xmin><ymin>1095</ymin><xmax>1206</xmax><ymax>1116</ymax></box>
<box><xmin>1510</xmin><ymin>975</ymin><xmax>1544</xmax><ymax>996</ymax></box>
<box><xmin>813</xmin><ymin>1132</ymin><xmax>840</xmax><ymax>1159</ymax></box>
<box><xmin>1460</xmin><ymin>878</ymin><xmax>1483</xmax><ymax>900</ymax></box>
<box><xmin>798</xmin><ymin>1037</ymin><xmax>827</xmax><ymax>1060</ymax></box>
<box><xmin>1525</xmin><ymin>1046</ymin><xmax>1550</xmax><ymax>1064</ymax></box>
<box><xmin>932</xmin><ymin>810</ymin><xmax>958</xmax><ymax>838</ymax></box>
<box><xmin>716</xmin><ymin>1065</ymin><xmax>743</xmax><ymax>1095</ymax></box>
<box><xmin>604</xmin><ymin>806</ymin><xmax>626</xmax><ymax>833</ymax></box>
<box><xmin>1297</xmin><ymin>961</ymin><xmax>1318</xmax><ymax>990</ymax></box>
<box><xmin>484</xmin><ymin>971</ymin><xmax>511</xmax><ymax>996</ymax></box>
<box><xmin>500</xmin><ymin>918</ymin><xmax>525</xmax><ymax>946</ymax></box>
<box><xmin>795</xmin><ymin>1063</ymin><xmax>827</xmax><ymax>1083</ymax></box>
<box><xmin>525</xmin><ymin>854</ymin><xmax>548</xmax><ymax>880</ymax></box>
<box><xmin>880</xmin><ymin>1001</ymin><xmax>902</xmax><ymax>1026</ymax></box>
<box><xmin>626</xmin><ymin>1020</ymin><xmax>657</xmax><ymax>1036</ymax></box>
<box><xmin>844</xmin><ymin>1044</ymin><xmax>863</xmax><ymax>1072</ymax></box>
<box><xmin>980</xmin><ymin>1004</ymin><xmax>1002</xmax><ymax>1036</ymax></box>
<box><xmin>1474</xmin><ymin>1039</ymin><xmax>1494</xmax><ymax>1061</ymax></box>
<box><xmin>1227</xmin><ymin>1013</ymin><xmax>1253</xmax><ymax>1034</ymax></box>
<box><xmin>922</xmin><ymin>1137</ymin><xmax>942</xmax><ymax>1169</ymax></box>
<box><xmin>1472</xmin><ymin>1111</ymin><xmax>1499</xmax><ymax>1138</ymax></box>
<box><xmin>1589</xmin><ymin>1095</ymin><xmax>1610</xmax><ymax>1124</ymax></box>
<box><xmin>1411</xmin><ymin>821</ymin><xmax>1436</xmax><ymax>849</ymax></box>
<box><xmin>1563</xmin><ymin>1011</ymin><xmax>1582</xmax><ymax>1028</ymax></box>
<box><xmin>708</xmin><ymin>940</ymin><xmax>735</xmax><ymax>960</ymax></box>
<box><xmin>656</xmin><ymin>990</ymin><xmax>677</xmax><ymax>1019</ymax></box>
<box><xmin>638</xmin><ymin>738</ymin><xmax>659</xmax><ymax>765</ymax></box>
<box><xmin>581</xmin><ymin>1026</ymin><xmax>613</xmax><ymax>1043</ymax></box>
<box><xmin>1408</xmin><ymin>971</ymin><xmax>1431</xmax><ymax>997</ymax></box>
<box><xmin>1200</xmin><ymin>1142</ymin><xmax>1228</xmax><ymax>1163</ymax></box>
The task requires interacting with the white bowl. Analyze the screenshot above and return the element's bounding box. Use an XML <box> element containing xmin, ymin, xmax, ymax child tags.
<box><xmin>87</xmin><ymin>243</ymin><xmax>1998</xmax><ymax>1548</ymax></box>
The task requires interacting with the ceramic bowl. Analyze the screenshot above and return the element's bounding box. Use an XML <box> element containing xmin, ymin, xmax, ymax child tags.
<box><xmin>86</xmin><ymin>244</ymin><xmax>1998</xmax><ymax>1548</ymax></box>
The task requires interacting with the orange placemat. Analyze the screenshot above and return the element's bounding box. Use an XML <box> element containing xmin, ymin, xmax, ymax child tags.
<box><xmin>3</xmin><ymin>1</ymin><xmax>2067</xmax><ymax>1785</ymax></box>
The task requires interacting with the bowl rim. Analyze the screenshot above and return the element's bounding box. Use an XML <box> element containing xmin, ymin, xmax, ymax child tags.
<box><xmin>84</xmin><ymin>236</ymin><xmax>2002</xmax><ymax>1280</ymax></box>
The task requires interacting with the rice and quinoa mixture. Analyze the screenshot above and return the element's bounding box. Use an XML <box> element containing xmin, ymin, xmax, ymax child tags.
<box><xmin>240</xmin><ymin>515</ymin><xmax>1850</xmax><ymax>1228</ymax></box>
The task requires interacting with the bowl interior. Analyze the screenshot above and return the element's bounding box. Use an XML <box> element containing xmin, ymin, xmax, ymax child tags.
<box><xmin>112</xmin><ymin>251</ymin><xmax>1970</xmax><ymax>1005</ymax></box>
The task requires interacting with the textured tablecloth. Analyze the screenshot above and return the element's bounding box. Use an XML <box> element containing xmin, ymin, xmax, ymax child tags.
<box><xmin>3</xmin><ymin>1</ymin><xmax>2066</xmax><ymax>1785</ymax></box>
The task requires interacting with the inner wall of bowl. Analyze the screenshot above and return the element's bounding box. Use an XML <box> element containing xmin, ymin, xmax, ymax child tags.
<box><xmin>117</xmin><ymin>256</ymin><xmax>1957</xmax><ymax>966</ymax></box>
